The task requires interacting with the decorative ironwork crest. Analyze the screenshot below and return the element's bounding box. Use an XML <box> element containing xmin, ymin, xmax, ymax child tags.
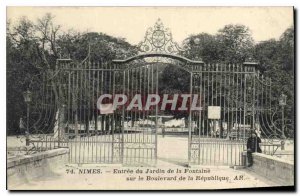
<box><xmin>138</xmin><ymin>19</ymin><xmax>184</xmax><ymax>55</ymax></box>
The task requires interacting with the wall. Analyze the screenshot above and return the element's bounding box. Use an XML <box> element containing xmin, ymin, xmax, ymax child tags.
<box><xmin>7</xmin><ymin>148</ymin><xmax>69</xmax><ymax>189</ymax></box>
<box><xmin>250</xmin><ymin>153</ymin><xmax>294</xmax><ymax>186</ymax></box>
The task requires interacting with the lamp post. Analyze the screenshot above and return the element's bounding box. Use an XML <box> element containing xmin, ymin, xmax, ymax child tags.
<box><xmin>23</xmin><ymin>90</ymin><xmax>32</xmax><ymax>146</ymax></box>
<box><xmin>279</xmin><ymin>93</ymin><xmax>287</xmax><ymax>150</ymax></box>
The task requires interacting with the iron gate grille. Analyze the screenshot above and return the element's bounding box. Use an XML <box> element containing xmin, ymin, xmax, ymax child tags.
<box><xmin>27</xmin><ymin>20</ymin><xmax>276</xmax><ymax>167</ymax></box>
<box><xmin>29</xmin><ymin>58</ymin><xmax>273</xmax><ymax>166</ymax></box>
<box><xmin>189</xmin><ymin>63</ymin><xmax>272</xmax><ymax>166</ymax></box>
<box><xmin>32</xmin><ymin>58</ymin><xmax>161</xmax><ymax>166</ymax></box>
<box><xmin>62</xmin><ymin>60</ymin><xmax>122</xmax><ymax>164</ymax></box>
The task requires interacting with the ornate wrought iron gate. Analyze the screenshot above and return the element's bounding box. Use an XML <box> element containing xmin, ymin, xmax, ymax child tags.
<box><xmin>29</xmin><ymin>19</ymin><xmax>275</xmax><ymax>167</ymax></box>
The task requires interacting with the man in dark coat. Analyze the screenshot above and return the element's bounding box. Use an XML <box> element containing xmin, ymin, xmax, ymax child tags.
<box><xmin>247</xmin><ymin>132</ymin><xmax>262</xmax><ymax>167</ymax></box>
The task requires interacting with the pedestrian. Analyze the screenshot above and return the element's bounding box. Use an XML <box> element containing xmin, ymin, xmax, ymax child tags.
<box><xmin>162</xmin><ymin>126</ymin><xmax>165</xmax><ymax>138</ymax></box>
<box><xmin>247</xmin><ymin>132</ymin><xmax>262</xmax><ymax>167</ymax></box>
<box><xmin>19</xmin><ymin>117</ymin><xmax>26</xmax><ymax>137</ymax></box>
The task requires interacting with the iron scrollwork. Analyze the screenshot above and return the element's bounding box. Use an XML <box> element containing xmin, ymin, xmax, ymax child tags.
<box><xmin>138</xmin><ymin>18</ymin><xmax>184</xmax><ymax>55</ymax></box>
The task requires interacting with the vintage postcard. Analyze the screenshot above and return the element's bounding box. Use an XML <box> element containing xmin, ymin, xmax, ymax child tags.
<box><xmin>6</xmin><ymin>6</ymin><xmax>295</xmax><ymax>190</ymax></box>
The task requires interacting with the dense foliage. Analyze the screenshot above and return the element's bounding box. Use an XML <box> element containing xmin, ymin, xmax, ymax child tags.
<box><xmin>7</xmin><ymin>14</ymin><xmax>137</xmax><ymax>135</ymax></box>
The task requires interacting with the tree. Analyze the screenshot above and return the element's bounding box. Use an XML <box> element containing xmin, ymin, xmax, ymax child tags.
<box><xmin>278</xmin><ymin>27</ymin><xmax>294</xmax><ymax>71</ymax></box>
<box><xmin>6</xmin><ymin>14</ymin><xmax>138</xmax><ymax>136</ymax></box>
<box><xmin>253</xmin><ymin>26</ymin><xmax>294</xmax><ymax>138</ymax></box>
<box><xmin>182</xmin><ymin>33</ymin><xmax>221</xmax><ymax>63</ymax></box>
<box><xmin>7</xmin><ymin>17</ymin><xmax>42</xmax><ymax>135</ymax></box>
<box><xmin>182</xmin><ymin>24</ymin><xmax>255</xmax><ymax>64</ymax></box>
<box><xmin>217</xmin><ymin>24</ymin><xmax>254</xmax><ymax>63</ymax></box>
<box><xmin>253</xmin><ymin>39</ymin><xmax>280</xmax><ymax>69</ymax></box>
<box><xmin>57</xmin><ymin>32</ymin><xmax>138</xmax><ymax>62</ymax></box>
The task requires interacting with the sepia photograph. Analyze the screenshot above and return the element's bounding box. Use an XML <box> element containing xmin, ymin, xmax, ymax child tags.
<box><xmin>6</xmin><ymin>6</ymin><xmax>295</xmax><ymax>190</ymax></box>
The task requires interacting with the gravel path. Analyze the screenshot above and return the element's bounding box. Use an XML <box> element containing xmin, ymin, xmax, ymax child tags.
<box><xmin>9</xmin><ymin>135</ymin><xmax>280</xmax><ymax>190</ymax></box>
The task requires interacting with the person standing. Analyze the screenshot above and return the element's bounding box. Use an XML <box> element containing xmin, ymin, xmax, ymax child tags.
<box><xmin>247</xmin><ymin>132</ymin><xmax>262</xmax><ymax>167</ymax></box>
<box><xmin>19</xmin><ymin>117</ymin><xmax>26</xmax><ymax>137</ymax></box>
<box><xmin>162</xmin><ymin>126</ymin><xmax>165</xmax><ymax>138</ymax></box>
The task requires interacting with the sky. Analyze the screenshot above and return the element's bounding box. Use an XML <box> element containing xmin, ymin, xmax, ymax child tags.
<box><xmin>7</xmin><ymin>7</ymin><xmax>294</xmax><ymax>45</ymax></box>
